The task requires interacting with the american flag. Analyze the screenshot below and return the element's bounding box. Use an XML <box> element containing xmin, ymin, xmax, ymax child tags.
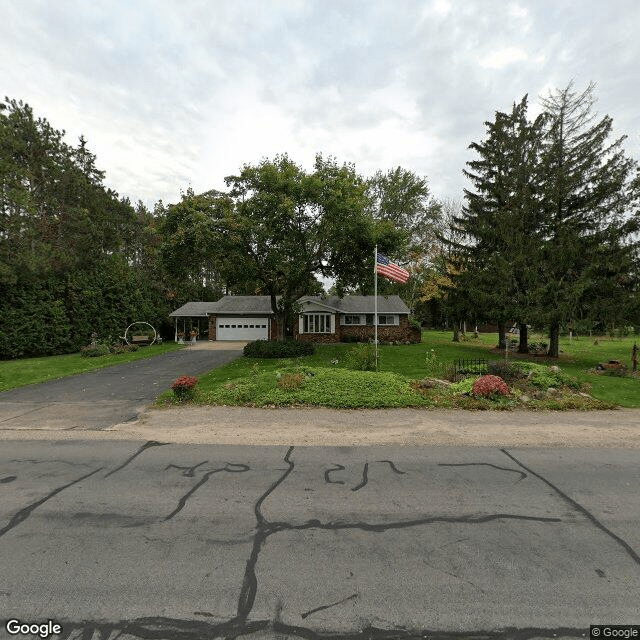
<box><xmin>377</xmin><ymin>254</ymin><xmax>409</xmax><ymax>284</ymax></box>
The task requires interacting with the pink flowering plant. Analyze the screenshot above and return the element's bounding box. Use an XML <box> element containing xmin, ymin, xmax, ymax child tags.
<box><xmin>472</xmin><ymin>374</ymin><xmax>510</xmax><ymax>399</ymax></box>
<box><xmin>172</xmin><ymin>375</ymin><xmax>199</xmax><ymax>401</ymax></box>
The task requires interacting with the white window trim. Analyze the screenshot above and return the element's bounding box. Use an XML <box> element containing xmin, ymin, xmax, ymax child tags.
<box><xmin>342</xmin><ymin>314</ymin><xmax>363</xmax><ymax>325</ymax></box>
<box><xmin>377</xmin><ymin>314</ymin><xmax>398</xmax><ymax>326</ymax></box>
<box><xmin>301</xmin><ymin>313</ymin><xmax>334</xmax><ymax>334</ymax></box>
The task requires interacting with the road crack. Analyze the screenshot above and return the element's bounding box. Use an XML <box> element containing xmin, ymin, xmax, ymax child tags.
<box><xmin>501</xmin><ymin>448</ymin><xmax>640</xmax><ymax>567</ymax></box>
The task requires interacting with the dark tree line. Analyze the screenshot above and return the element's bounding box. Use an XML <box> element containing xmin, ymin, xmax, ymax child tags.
<box><xmin>0</xmin><ymin>98</ymin><xmax>204</xmax><ymax>357</ymax></box>
<box><xmin>2</xmin><ymin>85</ymin><xmax>638</xmax><ymax>359</ymax></box>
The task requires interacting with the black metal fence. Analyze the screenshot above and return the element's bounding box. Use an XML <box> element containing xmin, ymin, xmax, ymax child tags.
<box><xmin>452</xmin><ymin>357</ymin><xmax>488</xmax><ymax>379</ymax></box>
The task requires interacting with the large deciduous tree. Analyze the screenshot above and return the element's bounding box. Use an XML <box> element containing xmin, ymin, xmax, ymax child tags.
<box><xmin>366</xmin><ymin>166</ymin><xmax>441</xmax><ymax>251</ymax></box>
<box><xmin>159</xmin><ymin>154</ymin><xmax>406</xmax><ymax>338</ymax></box>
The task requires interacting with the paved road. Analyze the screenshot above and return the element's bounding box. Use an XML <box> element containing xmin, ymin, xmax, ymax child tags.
<box><xmin>1</xmin><ymin>440</ymin><xmax>639</xmax><ymax>639</ymax></box>
<box><xmin>0</xmin><ymin>348</ymin><xmax>242</xmax><ymax>430</ymax></box>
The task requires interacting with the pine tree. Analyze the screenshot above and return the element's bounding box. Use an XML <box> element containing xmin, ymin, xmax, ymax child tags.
<box><xmin>538</xmin><ymin>82</ymin><xmax>640</xmax><ymax>356</ymax></box>
<box><xmin>452</xmin><ymin>96</ymin><xmax>546</xmax><ymax>349</ymax></box>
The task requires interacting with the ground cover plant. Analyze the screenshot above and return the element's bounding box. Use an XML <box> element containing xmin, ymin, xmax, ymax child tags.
<box><xmin>0</xmin><ymin>342</ymin><xmax>184</xmax><ymax>392</ymax></box>
<box><xmin>156</xmin><ymin>331</ymin><xmax>633</xmax><ymax>409</ymax></box>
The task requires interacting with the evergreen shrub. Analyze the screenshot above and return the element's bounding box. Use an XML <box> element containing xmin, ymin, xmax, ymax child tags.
<box><xmin>243</xmin><ymin>340</ymin><xmax>315</xmax><ymax>359</ymax></box>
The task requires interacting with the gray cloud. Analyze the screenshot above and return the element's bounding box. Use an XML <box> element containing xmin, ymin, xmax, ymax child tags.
<box><xmin>1</xmin><ymin>0</ymin><xmax>638</xmax><ymax>207</ymax></box>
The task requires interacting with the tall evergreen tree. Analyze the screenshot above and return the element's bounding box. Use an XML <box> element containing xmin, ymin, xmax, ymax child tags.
<box><xmin>452</xmin><ymin>96</ymin><xmax>547</xmax><ymax>348</ymax></box>
<box><xmin>538</xmin><ymin>82</ymin><xmax>640</xmax><ymax>356</ymax></box>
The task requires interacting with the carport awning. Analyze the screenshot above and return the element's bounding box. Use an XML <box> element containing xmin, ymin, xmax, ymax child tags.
<box><xmin>169</xmin><ymin>302</ymin><xmax>219</xmax><ymax>317</ymax></box>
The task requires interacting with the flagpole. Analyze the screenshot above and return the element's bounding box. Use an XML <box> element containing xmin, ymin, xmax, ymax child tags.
<box><xmin>374</xmin><ymin>244</ymin><xmax>378</xmax><ymax>370</ymax></box>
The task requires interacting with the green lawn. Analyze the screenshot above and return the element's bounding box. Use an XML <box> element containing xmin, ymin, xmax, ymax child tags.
<box><xmin>158</xmin><ymin>331</ymin><xmax>638</xmax><ymax>409</ymax></box>
<box><xmin>0</xmin><ymin>342</ymin><xmax>185</xmax><ymax>392</ymax></box>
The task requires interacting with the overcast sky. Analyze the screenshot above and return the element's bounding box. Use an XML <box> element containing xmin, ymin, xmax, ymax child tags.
<box><xmin>2</xmin><ymin>0</ymin><xmax>639</xmax><ymax>209</ymax></box>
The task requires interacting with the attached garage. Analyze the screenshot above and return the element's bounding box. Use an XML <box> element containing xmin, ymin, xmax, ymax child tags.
<box><xmin>216</xmin><ymin>317</ymin><xmax>269</xmax><ymax>341</ymax></box>
<box><xmin>169</xmin><ymin>296</ymin><xmax>280</xmax><ymax>342</ymax></box>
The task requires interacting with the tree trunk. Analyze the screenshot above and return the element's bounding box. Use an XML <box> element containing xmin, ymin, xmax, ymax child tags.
<box><xmin>518</xmin><ymin>323</ymin><xmax>529</xmax><ymax>353</ymax></box>
<box><xmin>497</xmin><ymin>322</ymin><xmax>506</xmax><ymax>350</ymax></box>
<box><xmin>452</xmin><ymin>325</ymin><xmax>460</xmax><ymax>342</ymax></box>
<box><xmin>548</xmin><ymin>322</ymin><xmax>560</xmax><ymax>357</ymax></box>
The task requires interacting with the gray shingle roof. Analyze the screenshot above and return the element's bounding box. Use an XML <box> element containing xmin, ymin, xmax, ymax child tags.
<box><xmin>300</xmin><ymin>295</ymin><xmax>409</xmax><ymax>314</ymax></box>
<box><xmin>210</xmin><ymin>295</ymin><xmax>280</xmax><ymax>314</ymax></box>
<box><xmin>171</xmin><ymin>295</ymin><xmax>408</xmax><ymax>317</ymax></box>
<box><xmin>169</xmin><ymin>301</ymin><xmax>219</xmax><ymax>317</ymax></box>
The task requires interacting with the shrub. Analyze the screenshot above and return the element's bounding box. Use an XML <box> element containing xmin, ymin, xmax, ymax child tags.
<box><xmin>424</xmin><ymin>349</ymin><xmax>437</xmax><ymax>370</ymax></box>
<box><xmin>347</xmin><ymin>343</ymin><xmax>378</xmax><ymax>371</ymax></box>
<box><xmin>487</xmin><ymin>361</ymin><xmax>527</xmax><ymax>384</ymax></box>
<box><xmin>449</xmin><ymin>376</ymin><xmax>479</xmax><ymax>395</ymax></box>
<box><xmin>80</xmin><ymin>343</ymin><xmax>110</xmax><ymax>357</ymax></box>
<box><xmin>109</xmin><ymin>343</ymin><xmax>127</xmax><ymax>355</ymax></box>
<box><xmin>528</xmin><ymin>341</ymin><xmax>548</xmax><ymax>353</ymax></box>
<box><xmin>277</xmin><ymin>372</ymin><xmax>305</xmax><ymax>391</ymax></box>
<box><xmin>472</xmin><ymin>375</ymin><xmax>510</xmax><ymax>398</ymax></box>
<box><xmin>408</xmin><ymin>315</ymin><xmax>422</xmax><ymax>331</ymax></box>
<box><xmin>243</xmin><ymin>340</ymin><xmax>315</xmax><ymax>359</ymax></box>
<box><xmin>518</xmin><ymin>362</ymin><xmax>581</xmax><ymax>390</ymax></box>
<box><xmin>172</xmin><ymin>375</ymin><xmax>199</xmax><ymax>401</ymax></box>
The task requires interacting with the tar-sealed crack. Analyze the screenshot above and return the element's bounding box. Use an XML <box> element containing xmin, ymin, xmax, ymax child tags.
<box><xmin>301</xmin><ymin>592</ymin><xmax>359</xmax><ymax>619</ymax></box>
<box><xmin>324</xmin><ymin>463</ymin><xmax>346</xmax><ymax>484</ymax></box>
<box><xmin>103</xmin><ymin>440</ymin><xmax>168</xmax><ymax>478</ymax></box>
<box><xmin>224</xmin><ymin>446</ymin><xmax>561</xmax><ymax>636</ymax></box>
<box><xmin>49</xmin><ymin>618</ymin><xmax>591</xmax><ymax>640</ymax></box>
<box><xmin>164</xmin><ymin>462</ymin><xmax>250</xmax><ymax>521</ymax></box>
<box><xmin>352</xmin><ymin>461</ymin><xmax>369</xmax><ymax>491</ymax></box>
<box><xmin>17</xmin><ymin>447</ymin><xmax>598</xmax><ymax>640</ymax></box>
<box><xmin>0</xmin><ymin>467</ymin><xmax>103</xmax><ymax>538</ymax></box>
<box><xmin>501</xmin><ymin>448</ymin><xmax>640</xmax><ymax>566</ymax></box>
<box><xmin>165</xmin><ymin>460</ymin><xmax>209</xmax><ymax>477</ymax></box>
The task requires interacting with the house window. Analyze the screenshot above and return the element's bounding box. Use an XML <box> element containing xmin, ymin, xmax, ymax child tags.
<box><xmin>343</xmin><ymin>315</ymin><xmax>361</xmax><ymax>325</ymax></box>
<box><xmin>303</xmin><ymin>313</ymin><xmax>332</xmax><ymax>333</ymax></box>
<box><xmin>378</xmin><ymin>315</ymin><xmax>396</xmax><ymax>325</ymax></box>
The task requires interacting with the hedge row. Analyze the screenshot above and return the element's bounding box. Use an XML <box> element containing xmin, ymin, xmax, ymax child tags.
<box><xmin>0</xmin><ymin>258</ymin><xmax>173</xmax><ymax>359</ymax></box>
<box><xmin>243</xmin><ymin>339</ymin><xmax>315</xmax><ymax>359</ymax></box>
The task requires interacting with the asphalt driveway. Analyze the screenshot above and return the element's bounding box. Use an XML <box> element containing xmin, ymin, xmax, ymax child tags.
<box><xmin>0</xmin><ymin>346</ymin><xmax>243</xmax><ymax>430</ymax></box>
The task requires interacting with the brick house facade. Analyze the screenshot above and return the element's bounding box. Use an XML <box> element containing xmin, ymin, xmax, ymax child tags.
<box><xmin>171</xmin><ymin>295</ymin><xmax>421</xmax><ymax>343</ymax></box>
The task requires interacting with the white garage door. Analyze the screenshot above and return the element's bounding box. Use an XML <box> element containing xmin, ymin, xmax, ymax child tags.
<box><xmin>217</xmin><ymin>317</ymin><xmax>269</xmax><ymax>341</ymax></box>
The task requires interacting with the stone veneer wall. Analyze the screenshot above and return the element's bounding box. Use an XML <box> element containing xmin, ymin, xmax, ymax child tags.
<box><xmin>340</xmin><ymin>315</ymin><xmax>421</xmax><ymax>343</ymax></box>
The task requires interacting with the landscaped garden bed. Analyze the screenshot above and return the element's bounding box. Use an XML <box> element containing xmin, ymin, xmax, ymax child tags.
<box><xmin>158</xmin><ymin>331</ymin><xmax>640</xmax><ymax>410</ymax></box>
